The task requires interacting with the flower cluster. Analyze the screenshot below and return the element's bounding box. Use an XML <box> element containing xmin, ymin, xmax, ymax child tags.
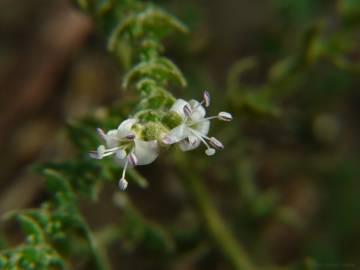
<box><xmin>89</xmin><ymin>91</ymin><xmax>232</xmax><ymax>190</ymax></box>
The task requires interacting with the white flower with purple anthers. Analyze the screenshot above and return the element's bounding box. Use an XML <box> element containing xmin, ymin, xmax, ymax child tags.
<box><xmin>163</xmin><ymin>91</ymin><xmax>232</xmax><ymax>155</ymax></box>
<box><xmin>89</xmin><ymin>118</ymin><xmax>159</xmax><ymax>190</ymax></box>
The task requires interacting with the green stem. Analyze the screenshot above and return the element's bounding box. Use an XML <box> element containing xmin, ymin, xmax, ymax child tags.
<box><xmin>82</xmin><ymin>222</ymin><xmax>111</xmax><ymax>270</ymax></box>
<box><xmin>176</xmin><ymin>158</ymin><xmax>255</xmax><ymax>270</ymax></box>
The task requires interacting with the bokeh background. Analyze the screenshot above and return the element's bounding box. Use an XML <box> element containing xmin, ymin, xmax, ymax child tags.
<box><xmin>0</xmin><ymin>0</ymin><xmax>359</xmax><ymax>269</ymax></box>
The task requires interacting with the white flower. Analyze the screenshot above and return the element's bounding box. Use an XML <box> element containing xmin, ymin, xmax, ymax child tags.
<box><xmin>163</xmin><ymin>91</ymin><xmax>232</xmax><ymax>155</ymax></box>
<box><xmin>89</xmin><ymin>118</ymin><xmax>159</xmax><ymax>190</ymax></box>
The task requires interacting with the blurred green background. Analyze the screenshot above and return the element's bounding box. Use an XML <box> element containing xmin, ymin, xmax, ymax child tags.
<box><xmin>0</xmin><ymin>0</ymin><xmax>359</xmax><ymax>269</ymax></box>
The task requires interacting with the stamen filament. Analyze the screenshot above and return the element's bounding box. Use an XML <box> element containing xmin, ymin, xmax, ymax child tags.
<box><xmin>102</xmin><ymin>152</ymin><xmax>117</xmax><ymax>157</ymax></box>
<box><xmin>190</xmin><ymin>115</ymin><xmax>217</xmax><ymax>126</ymax></box>
<box><xmin>121</xmin><ymin>158</ymin><xmax>129</xmax><ymax>180</ymax></box>
<box><xmin>192</xmin><ymin>100</ymin><xmax>205</xmax><ymax>110</ymax></box>
<box><xmin>189</xmin><ymin>128</ymin><xmax>216</xmax><ymax>156</ymax></box>
<box><xmin>104</xmin><ymin>147</ymin><xmax>121</xmax><ymax>153</ymax></box>
<box><xmin>190</xmin><ymin>129</ymin><xmax>211</xmax><ymax>149</ymax></box>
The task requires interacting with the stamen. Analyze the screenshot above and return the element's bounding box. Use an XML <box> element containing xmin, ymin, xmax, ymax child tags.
<box><xmin>125</xmin><ymin>134</ymin><xmax>135</xmax><ymax>140</ymax></box>
<box><xmin>97</xmin><ymin>145</ymin><xmax>106</xmax><ymax>158</ymax></box>
<box><xmin>218</xmin><ymin>112</ymin><xmax>233</xmax><ymax>121</ymax></box>
<box><xmin>190</xmin><ymin>115</ymin><xmax>217</xmax><ymax>126</ymax></box>
<box><xmin>118</xmin><ymin>178</ymin><xmax>128</xmax><ymax>191</ymax></box>
<box><xmin>128</xmin><ymin>152</ymin><xmax>138</xmax><ymax>167</ymax></box>
<box><xmin>96</xmin><ymin>128</ymin><xmax>107</xmax><ymax>141</ymax></box>
<box><xmin>205</xmin><ymin>148</ymin><xmax>216</xmax><ymax>156</ymax></box>
<box><xmin>192</xmin><ymin>100</ymin><xmax>205</xmax><ymax>110</ymax></box>
<box><xmin>190</xmin><ymin>129</ymin><xmax>216</xmax><ymax>156</ymax></box>
<box><xmin>119</xmin><ymin>158</ymin><xmax>129</xmax><ymax>190</ymax></box>
<box><xmin>162</xmin><ymin>135</ymin><xmax>173</xmax><ymax>145</ymax></box>
<box><xmin>102</xmin><ymin>152</ymin><xmax>118</xmax><ymax>157</ymax></box>
<box><xmin>188</xmin><ymin>135</ymin><xmax>197</xmax><ymax>145</ymax></box>
<box><xmin>103</xmin><ymin>146</ymin><xmax>121</xmax><ymax>153</ymax></box>
<box><xmin>183</xmin><ymin>104</ymin><xmax>192</xmax><ymax>117</ymax></box>
<box><xmin>90</xmin><ymin>145</ymin><xmax>126</xmax><ymax>159</ymax></box>
<box><xmin>203</xmin><ymin>91</ymin><xmax>210</xmax><ymax>107</ymax></box>
<box><xmin>89</xmin><ymin>151</ymin><xmax>101</xmax><ymax>159</ymax></box>
<box><xmin>209</xmin><ymin>137</ymin><xmax>224</xmax><ymax>150</ymax></box>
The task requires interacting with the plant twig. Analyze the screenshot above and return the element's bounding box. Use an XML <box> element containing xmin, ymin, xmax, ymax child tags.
<box><xmin>176</xmin><ymin>156</ymin><xmax>255</xmax><ymax>270</ymax></box>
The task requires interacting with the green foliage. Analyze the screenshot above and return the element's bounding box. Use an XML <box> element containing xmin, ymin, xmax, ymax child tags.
<box><xmin>1</xmin><ymin>0</ymin><xmax>359</xmax><ymax>269</ymax></box>
<box><xmin>75</xmin><ymin>0</ymin><xmax>188</xmax><ymax>101</ymax></box>
<box><xmin>74</xmin><ymin>0</ymin><xmax>189</xmax><ymax>136</ymax></box>
<box><xmin>113</xmin><ymin>194</ymin><xmax>175</xmax><ymax>254</ymax></box>
<box><xmin>0</xmin><ymin>0</ymin><xmax>188</xmax><ymax>269</ymax></box>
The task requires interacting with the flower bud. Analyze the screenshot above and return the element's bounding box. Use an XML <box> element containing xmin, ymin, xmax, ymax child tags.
<box><xmin>143</xmin><ymin>122</ymin><xmax>169</xmax><ymax>141</ymax></box>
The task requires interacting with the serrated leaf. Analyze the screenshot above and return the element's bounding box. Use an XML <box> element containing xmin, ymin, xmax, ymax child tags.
<box><xmin>16</xmin><ymin>215</ymin><xmax>46</xmax><ymax>244</ymax></box>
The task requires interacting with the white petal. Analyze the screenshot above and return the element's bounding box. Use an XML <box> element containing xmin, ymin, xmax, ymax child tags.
<box><xmin>189</xmin><ymin>99</ymin><xmax>206</xmax><ymax>121</ymax></box>
<box><xmin>117</xmin><ymin>118</ymin><xmax>137</xmax><ymax>138</ymax></box>
<box><xmin>89</xmin><ymin>151</ymin><xmax>101</xmax><ymax>159</ymax></box>
<box><xmin>113</xmin><ymin>149</ymin><xmax>127</xmax><ymax>167</ymax></box>
<box><xmin>194</xmin><ymin>120</ymin><xmax>210</xmax><ymax>136</ymax></box>
<box><xmin>97</xmin><ymin>145</ymin><xmax>106</xmax><ymax>158</ymax></box>
<box><xmin>165</xmin><ymin>124</ymin><xmax>190</xmax><ymax>144</ymax></box>
<box><xmin>105</xmin><ymin>129</ymin><xmax>119</xmax><ymax>148</ymax></box>
<box><xmin>96</xmin><ymin>128</ymin><xmax>107</xmax><ymax>141</ymax></box>
<box><xmin>115</xmin><ymin>149</ymin><xmax>126</xmax><ymax>160</ymax></box>
<box><xmin>118</xmin><ymin>118</ymin><xmax>137</xmax><ymax>130</ymax></box>
<box><xmin>170</xmin><ymin>99</ymin><xmax>189</xmax><ymax>120</ymax></box>
<box><xmin>179</xmin><ymin>138</ymin><xmax>201</xmax><ymax>151</ymax></box>
<box><xmin>115</xmin><ymin>156</ymin><xmax>127</xmax><ymax>167</ymax></box>
<box><xmin>128</xmin><ymin>152</ymin><xmax>138</xmax><ymax>167</ymax></box>
<box><xmin>134</xmin><ymin>139</ymin><xmax>159</xmax><ymax>165</ymax></box>
<box><xmin>183</xmin><ymin>104</ymin><xmax>192</xmax><ymax>117</ymax></box>
<box><xmin>188</xmin><ymin>135</ymin><xmax>197</xmax><ymax>145</ymax></box>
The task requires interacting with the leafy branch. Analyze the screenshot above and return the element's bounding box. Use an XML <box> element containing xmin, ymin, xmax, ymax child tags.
<box><xmin>0</xmin><ymin>0</ymin><xmax>255</xmax><ymax>270</ymax></box>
